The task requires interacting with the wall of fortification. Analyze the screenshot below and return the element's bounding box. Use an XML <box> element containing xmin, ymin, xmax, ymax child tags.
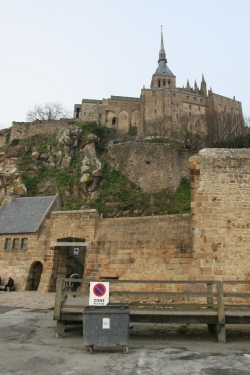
<box><xmin>0</xmin><ymin>129</ymin><xmax>9</xmax><ymax>147</ymax></box>
<box><xmin>189</xmin><ymin>149</ymin><xmax>250</xmax><ymax>281</ymax></box>
<box><xmin>9</xmin><ymin>120</ymin><xmax>78</xmax><ymax>142</ymax></box>
<box><xmin>106</xmin><ymin>142</ymin><xmax>189</xmax><ymax>192</ymax></box>
<box><xmin>85</xmin><ymin>214</ymin><xmax>192</xmax><ymax>283</ymax></box>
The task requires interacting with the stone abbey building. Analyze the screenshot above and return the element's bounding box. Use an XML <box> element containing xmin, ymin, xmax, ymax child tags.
<box><xmin>73</xmin><ymin>30</ymin><xmax>242</xmax><ymax>135</ymax></box>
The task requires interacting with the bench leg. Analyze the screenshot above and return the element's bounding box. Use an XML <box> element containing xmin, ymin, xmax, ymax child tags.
<box><xmin>216</xmin><ymin>324</ymin><xmax>226</xmax><ymax>343</ymax></box>
<box><xmin>56</xmin><ymin>321</ymin><xmax>65</xmax><ymax>338</ymax></box>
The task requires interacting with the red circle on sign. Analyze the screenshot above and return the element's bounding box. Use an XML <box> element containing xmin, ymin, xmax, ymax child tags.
<box><xmin>93</xmin><ymin>283</ymin><xmax>106</xmax><ymax>297</ymax></box>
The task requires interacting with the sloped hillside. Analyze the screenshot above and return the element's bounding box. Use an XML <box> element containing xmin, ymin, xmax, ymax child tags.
<box><xmin>0</xmin><ymin>122</ymin><xmax>191</xmax><ymax>217</ymax></box>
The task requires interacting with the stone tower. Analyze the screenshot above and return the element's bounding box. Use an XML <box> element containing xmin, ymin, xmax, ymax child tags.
<box><xmin>150</xmin><ymin>27</ymin><xmax>176</xmax><ymax>89</ymax></box>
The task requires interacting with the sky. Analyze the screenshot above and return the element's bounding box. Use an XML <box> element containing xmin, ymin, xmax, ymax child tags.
<box><xmin>1</xmin><ymin>0</ymin><xmax>250</xmax><ymax>129</ymax></box>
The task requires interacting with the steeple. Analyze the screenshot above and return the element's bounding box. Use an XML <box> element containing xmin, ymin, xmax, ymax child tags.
<box><xmin>158</xmin><ymin>25</ymin><xmax>167</xmax><ymax>63</ymax></box>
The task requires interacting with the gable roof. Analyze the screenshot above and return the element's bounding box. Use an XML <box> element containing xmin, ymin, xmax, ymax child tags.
<box><xmin>0</xmin><ymin>196</ymin><xmax>56</xmax><ymax>234</ymax></box>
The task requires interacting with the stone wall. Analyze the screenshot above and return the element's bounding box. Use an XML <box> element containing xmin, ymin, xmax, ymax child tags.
<box><xmin>190</xmin><ymin>149</ymin><xmax>250</xmax><ymax>281</ymax></box>
<box><xmin>9</xmin><ymin>120</ymin><xmax>79</xmax><ymax>142</ymax></box>
<box><xmin>85</xmin><ymin>214</ymin><xmax>192</xmax><ymax>283</ymax></box>
<box><xmin>106</xmin><ymin>142</ymin><xmax>189</xmax><ymax>192</ymax></box>
<box><xmin>0</xmin><ymin>129</ymin><xmax>9</xmax><ymax>147</ymax></box>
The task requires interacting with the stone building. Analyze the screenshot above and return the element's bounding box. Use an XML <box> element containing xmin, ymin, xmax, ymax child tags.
<box><xmin>1</xmin><ymin>149</ymin><xmax>250</xmax><ymax>291</ymax></box>
<box><xmin>73</xmin><ymin>30</ymin><xmax>242</xmax><ymax>135</ymax></box>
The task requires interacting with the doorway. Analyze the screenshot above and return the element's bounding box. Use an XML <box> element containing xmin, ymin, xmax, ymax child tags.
<box><xmin>26</xmin><ymin>261</ymin><xmax>43</xmax><ymax>291</ymax></box>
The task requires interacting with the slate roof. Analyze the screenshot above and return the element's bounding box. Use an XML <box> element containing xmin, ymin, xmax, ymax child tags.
<box><xmin>154</xmin><ymin>60</ymin><xmax>174</xmax><ymax>77</ymax></box>
<box><xmin>0</xmin><ymin>196</ymin><xmax>56</xmax><ymax>234</ymax></box>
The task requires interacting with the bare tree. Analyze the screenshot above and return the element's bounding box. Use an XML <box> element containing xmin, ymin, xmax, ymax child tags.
<box><xmin>145</xmin><ymin>117</ymin><xmax>169</xmax><ymax>142</ymax></box>
<box><xmin>27</xmin><ymin>102</ymin><xmax>70</xmax><ymax>121</ymax></box>
<box><xmin>204</xmin><ymin>110</ymin><xmax>246</xmax><ymax>147</ymax></box>
<box><xmin>176</xmin><ymin>114</ymin><xmax>205</xmax><ymax>151</ymax></box>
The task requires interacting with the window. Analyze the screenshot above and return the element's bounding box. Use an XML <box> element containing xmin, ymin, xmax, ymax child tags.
<box><xmin>5</xmin><ymin>239</ymin><xmax>11</xmax><ymax>250</ymax></box>
<box><xmin>154</xmin><ymin>110</ymin><xmax>157</xmax><ymax>115</ymax></box>
<box><xmin>176</xmin><ymin>114</ymin><xmax>178</xmax><ymax>118</ymax></box>
<box><xmin>189</xmin><ymin>104</ymin><xmax>191</xmax><ymax>109</ymax></box>
<box><xmin>112</xmin><ymin>117</ymin><xmax>116</xmax><ymax>125</ymax></box>
<box><xmin>189</xmin><ymin>112</ymin><xmax>191</xmax><ymax>117</ymax></box>
<box><xmin>76</xmin><ymin>108</ymin><xmax>80</xmax><ymax>118</ymax></box>
<box><xmin>168</xmin><ymin>80</ymin><xmax>170</xmax><ymax>84</ymax></box>
<box><xmin>21</xmin><ymin>238</ymin><xmax>28</xmax><ymax>250</ymax></box>
<box><xmin>187</xmin><ymin>96</ymin><xmax>189</xmax><ymax>100</ymax></box>
<box><xmin>84</xmin><ymin>112</ymin><xmax>86</xmax><ymax>117</ymax></box>
<box><xmin>199</xmin><ymin>106</ymin><xmax>200</xmax><ymax>111</ymax></box>
<box><xmin>13</xmin><ymin>239</ymin><xmax>19</xmax><ymax>250</ymax></box>
<box><xmin>152</xmin><ymin>91</ymin><xmax>156</xmax><ymax>96</ymax></box>
<box><xmin>163</xmin><ymin>80</ymin><xmax>166</xmax><ymax>86</ymax></box>
<box><xmin>173</xmin><ymin>93</ymin><xmax>176</xmax><ymax>97</ymax></box>
<box><xmin>93</xmin><ymin>106</ymin><xmax>96</xmax><ymax>111</ymax></box>
<box><xmin>158</xmin><ymin>80</ymin><xmax>161</xmax><ymax>87</ymax></box>
<box><xmin>89</xmin><ymin>113</ymin><xmax>92</xmax><ymax>117</ymax></box>
<box><xmin>154</xmin><ymin>100</ymin><xmax>157</xmax><ymax>105</ymax></box>
<box><xmin>200</xmin><ymin>99</ymin><xmax>203</xmax><ymax>103</ymax></box>
<box><xmin>176</xmin><ymin>104</ymin><xmax>178</xmax><ymax>109</ymax></box>
<box><xmin>194</xmin><ymin>97</ymin><xmax>197</xmax><ymax>101</ymax></box>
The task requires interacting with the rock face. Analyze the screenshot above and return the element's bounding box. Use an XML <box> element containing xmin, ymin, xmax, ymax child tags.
<box><xmin>0</xmin><ymin>156</ymin><xmax>27</xmax><ymax>200</ymax></box>
<box><xmin>0</xmin><ymin>126</ymin><xmax>102</xmax><ymax>205</ymax></box>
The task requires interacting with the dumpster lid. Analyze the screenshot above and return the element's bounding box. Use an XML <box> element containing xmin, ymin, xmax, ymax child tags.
<box><xmin>83</xmin><ymin>305</ymin><xmax>130</xmax><ymax>313</ymax></box>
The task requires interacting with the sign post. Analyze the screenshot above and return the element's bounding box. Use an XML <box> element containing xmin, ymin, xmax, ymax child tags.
<box><xmin>74</xmin><ymin>248</ymin><xmax>79</xmax><ymax>255</ymax></box>
<box><xmin>89</xmin><ymin>282</ymin><xmax>110</xmax><ymax>306</ymax></box>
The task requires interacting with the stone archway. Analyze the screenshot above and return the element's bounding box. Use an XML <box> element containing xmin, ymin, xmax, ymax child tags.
<box><xmin>26</xmin><ymin>261</ymin><xmax>43</xmax><ymax>291</ymax></box>
<box><xmin>118</xmin><ymin>110</ymin><xmax>129</xmax><ymax>132</ymax></box>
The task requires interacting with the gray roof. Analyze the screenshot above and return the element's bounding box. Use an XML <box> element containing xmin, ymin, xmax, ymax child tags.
<box><xmin>154</xmin><ymin>60</ymin><xmax>174</xmax><ymax>77</ymax></box>
<box><xmin>0</xmin><ymin>196</ymin><xmax>56</xmax><ymax>234</ymax></box>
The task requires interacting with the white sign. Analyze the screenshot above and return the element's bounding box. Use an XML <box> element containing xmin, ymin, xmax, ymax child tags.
<box><xmin>74</xmin><ymin>248</ymin><xmax>79</xmax><ymax>255</ymax></box>
<box><xmin>102</xmin><ymin>318</ymin><xmax>110</xmax><ymax>329</ymax></box>
<box><xmin>89</xmin><ymin>282</ymin><xmax>110</xmax><ymax>306</ymax></box>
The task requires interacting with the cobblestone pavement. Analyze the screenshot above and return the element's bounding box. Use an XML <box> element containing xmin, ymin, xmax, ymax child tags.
<box><xmin>0</xmin><ymin>290</ymin><xmax>55</xmax><ymax>309</ymax></box>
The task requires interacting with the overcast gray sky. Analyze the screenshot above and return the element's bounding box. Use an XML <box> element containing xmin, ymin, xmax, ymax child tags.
<box><xmin>1</xmin><ymin>0</ymin><xmax>250</xmax><ymax>129</ymax></box>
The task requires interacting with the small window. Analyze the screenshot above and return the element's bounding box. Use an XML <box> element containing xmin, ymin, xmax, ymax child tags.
<box><xmin>199</xmin><ymin>106</ymin><xmax>200</xmax><ymax>111</ymax></box>
<box><xmin>154</xmin><ymin>100</ymin><xmax>157</xmax><ymax>105</ymax></box>
<box><xmin>21</xmin><ymin>238</ymin><xmax>28</xmax><ymax>250</ymax></box>
<box><xmin>152</xmin><ymin>91</ymin><xmax>156</xmax><ymax>96</ymax></box>
<box><xmin>158</xmin><ymin>80</ymin><xmax>161</xmax><ymax>88</ymax></box>
<box><xmin>112</xmin><ymin>117</ymin><xmax>116</xmax><ymax>125</ymax></box>
<box><xmin>89</xmin><ymin>112</ymin><xmax>92</xmax><ymax>117</ymax></box>
<box><xmin>194</xmin><ymin>97</ymin><xmax>197</xmax><ymax>101</ymax></box>
<box><xmin>189</xmin><ymin>112</ymin><xmax>191</xmax><ymax>117</ymax></box>
<box><xmin>187</xmin><ymin>96</ymin><xmax>189</xmax><ymax>100</ymax></box>
<box><xmin>5</xmin><ymin>238</ymin><xmax>11</xmax><ymax>250</ymax></box>
<box><xmin>176</xmin><ymin>114</ymin><xmax>178</xmax><ymax>118</ymax></box>
<box><xmin>173</xmin><ymin>93</ymin><xmax>176</xmax><ymax>97</ymax></box>
<box><xmin>168</xmin><ymin>80</ymin><xmax>170</xmax><ymax>84</ymax></box>
<box><xmin>84</xmin><ymin>112</ymin><xmax>86</xmax><ymax>117</ymax></box>
<box><xmin>13</xmin><ymin>239</ymin><xmax>19</xmax><ymax>250</ymax></box>
<box><xmin>154</xmin><ymin>110</ymin><xmax>157</xmax><ymax>115</ymax></box>
<box><xmin>200</xmin><ymin>99</ymin><xmax>203</xmax><ymax>103</ymax></box>
<box><xmin>163</xmin><ymin>80</ymin><xmax>166</xmax><ymax>86</ymax></box>
<box><xmin>176</xmin><ymin>104</ymin><xmax>178</xmax><ymax>109</ymax></box>
<box><xmin>189</xmin><ymin>104</ymin><xmax>191</xmax><ymax>109</ymax></box>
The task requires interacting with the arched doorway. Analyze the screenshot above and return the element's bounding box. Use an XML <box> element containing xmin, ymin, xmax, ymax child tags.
<box><xmin>26</xmin><ymin>261</ymin><xmax>43</xmax><ymax>291</ymax></box>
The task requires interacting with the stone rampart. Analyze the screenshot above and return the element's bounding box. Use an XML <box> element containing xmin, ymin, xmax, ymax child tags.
<box><xmin>9</xmin><ymin>120</ymin><xmax>78</xmax><ymax>142</ymax></box>
<box><xmin>106</xmin><ymin>142</ymin><xmax>189</xmax><ymax>192</ymax></box>
<box><xmin>190</xmin><ymin>148</ymin><xmax>250</xmax><ymax>281</ymax></box>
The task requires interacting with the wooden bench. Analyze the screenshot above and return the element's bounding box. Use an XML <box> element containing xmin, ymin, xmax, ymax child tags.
<box><xmin>54</xmin><ymin>279</ymin><xmax>250</xmax><ymax>343</ymax></box>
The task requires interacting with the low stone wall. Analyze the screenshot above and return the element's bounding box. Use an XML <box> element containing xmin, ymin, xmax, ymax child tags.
<box><xmin>84</xmin><ymin>214</ymin><xmax>192</xmax><ymax>283</ymax></box>
<box><xmin>9</xmin><ymin>120</ymin><xmax>78</xmax><ymax>142</ymax></box>
<box><xmin>106</xmin><ymin>142</ymin><xmax>189</xmax><ymax>192</ymax></box>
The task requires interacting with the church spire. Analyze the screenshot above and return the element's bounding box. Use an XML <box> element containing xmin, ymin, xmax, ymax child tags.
<box><xmin>159</xmin><ymin>25</ymin><xmax>167</xmax><ymax>63</ymax></box>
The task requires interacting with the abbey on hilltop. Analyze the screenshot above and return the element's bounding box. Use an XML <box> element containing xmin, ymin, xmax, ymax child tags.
<box><xmin>73</xmin><ymin>29</ymin><xmax>242</xmax><ymax>135</ymax></box>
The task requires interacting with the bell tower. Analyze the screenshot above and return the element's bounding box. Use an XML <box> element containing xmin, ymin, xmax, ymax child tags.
<box><xmin>150</xmin><ymin>26</ymin><xmax>176</xmax><ymax>89</ymax></box>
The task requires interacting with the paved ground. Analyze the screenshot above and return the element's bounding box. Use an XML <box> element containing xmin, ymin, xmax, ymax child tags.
<box><xmin>1</xmin><ymin>292</ymin><xmax>250</xmax><ymax>374</ymax></box>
